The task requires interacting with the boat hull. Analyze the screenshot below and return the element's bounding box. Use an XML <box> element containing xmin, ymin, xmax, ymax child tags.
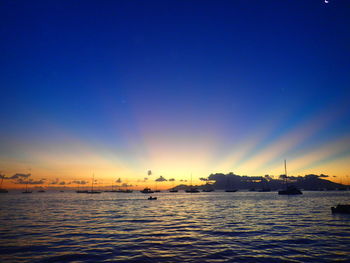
<box><xmin>331</xmin><ymin>205</ymin><xmax>350</xmax><ymax>214</ymax></box>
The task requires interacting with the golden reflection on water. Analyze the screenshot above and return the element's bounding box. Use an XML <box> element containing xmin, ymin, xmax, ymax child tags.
<box><xmin>0</xmin><ymin>191</ymin><xmax>349</xmax><ymax>262</ymax></box>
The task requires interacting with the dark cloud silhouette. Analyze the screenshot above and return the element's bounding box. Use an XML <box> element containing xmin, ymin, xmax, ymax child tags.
<box><xmin>50</xmin><ymin>178</ymin><xmax>60</xmax><ymax>185</ymax></box>
<box><xmin>155</xmin><ymin>176</ymin><xmax>167</xmax><ymax>182</ymax></box>
<box><xmin>3</xmin><ymin>173</ymin><xmax>31</xmax><ymax>180</ymax></box>
<box><xmin>71</xmin><ymin>180</ymin><xmax>88</xmax><ymax>185</ymax></box>
<box><xmin>147</xmin><ymin>170</ymin><xmax>152</xmax><ymax>176</ymax></box>
<box><xmin>138</xmin><ymin>177</ymin><xmax>149</xmax><ymax>182</ymax></box>
<box><xmin>122</xmin><ymin>183</ymin><xmax>133</xmax><ymax>187</ymax></box>
<box><xmin>319</xmin><ymin>174</ymin><xmax>329</xmax><ymax>178</ymax></box>
<box><xmin>116</xmin><ymin>178</ymin><xmax>122</xmax><ymax>183</ymax></box>
<box><xmin>180</xmin><ymin>179</ymin><xmax>187</xmax><ymax>182</ymax></box>
<box><xmin>168</xmin><ymin>178</ymin><xmax>175</xmax><ymax>182</ymax></box>
<box><xmin>200</xmin><ymin>177</ymin><xmax>208</xmax><ymax>181</ymax></box>
<box><xmin>14</xmin><ymin>178</ymin><xmax>45</xmax><ymax>185</ymax></box>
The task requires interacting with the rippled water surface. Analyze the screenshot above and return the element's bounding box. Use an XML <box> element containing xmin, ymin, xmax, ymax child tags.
<box><xmin>1</xmin><ymin>191</ymin><xmax>350</xmax><ymax>262</ymax></box>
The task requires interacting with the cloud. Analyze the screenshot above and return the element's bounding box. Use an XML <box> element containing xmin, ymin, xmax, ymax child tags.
<box><xmin>14</xmin><ymin>178</ymin><xmax>45</xmax><ymax>185</ymax></box>
<box><xmin>122</xmin><ymin>183</ymin><xmax>133</xmax><ymax>187</ymax></box>
<box><xmin>168</xmin><ymin>178</ymin><xmax>175</xmax><ymax>182</ymax></box>
<box><xmin>180</xmin><ymin>179</ymin><xmax>187</xmax><ymax>182</ymax></box>
<box><xmin>155</xmin><ymin>176</ymin><xmax>167</xmax><ymax>182</ymax></box>
<box><xmin>147</xmin><ymin>170</ymin><xmax>152</xmax><ymax>176</ymax></box>
<box><xmin>50</xmin><ymin>178</ymin><xmax>60</xmax><ymax>185</ymax></box>
<box><xmin>199</xmin><ymin>177</ymin><xmax>208</xmax><ymax>181</ymax></box>
<box><xmin>71</xmin><ymin>180</ymin><xmax>88</xmax><ymax>185</ymax></box>
<box><xmin>318</xmin><ymin>174</ymin><xmax>329</xmax><ymax>178</ymax></box>
<box><xmin>138</xmin><ymin>177</ymin><xmax>149</xmax><ymax>182</ymax></box>
<box><xmin>3</xmin><ymin>173</ymin><xmax>31</xmax><ymax>180</ymax></box>
<box><xmin>116</xmin><ymin>178</ymin><xmax>122</xmax><ymax>183</ymax></box>
<box><xmin>59</xmin><ymin>181</ymin><xmax>66</xmax><ymax>185</ymax></box>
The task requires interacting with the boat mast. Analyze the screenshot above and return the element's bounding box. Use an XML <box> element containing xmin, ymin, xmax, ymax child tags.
<box><xmin>284</xmin><ymin>159</ymin><xmax>287</xmax><ymax>185</ymax></box>
<box><xmin>91</xmin><ymin>173</ymin><xmax>94</xmax><ymax>192</ymax></box>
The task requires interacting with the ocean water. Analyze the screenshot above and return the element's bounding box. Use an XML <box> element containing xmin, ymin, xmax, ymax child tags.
<box><xmin>0</xmin><ymin>191</ymin><xmax>349</xmax><ymax>262</ymax></box>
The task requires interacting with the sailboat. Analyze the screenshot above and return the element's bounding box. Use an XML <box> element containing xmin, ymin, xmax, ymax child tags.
<box><xmin>153</xmin><ymin>180</ymin><xmax>161</xmax><ymax>192</ymax></box>
<box><xmin>104</xmin><ymin>184</ymin><xmax>118</xmax><ymax>192</ymax></box>
<box><xmin>278</xmin><ymin>160</ymin><xmax>302</xmax><ymax>195</ymax></box>
<box><xmin>185</xmin><ymin>174</ymin><xmax>199</xmax><ymax>193</ymax></box>
<box><xmin>22</xmin><ymin>181</ymin><xmax>32</xmax><ymax>194</ymax></box>
<box><xmin>118</xmin><ymin>183</ymin><xmax>133</xmax><ymax>193</ymax></box>
<box><xmin>202</xmin><ymin>183</ymin><xmax>214</xmax><ymax>192</ymax></box>
<box><xmin>76</xmin><ymin>183</ymin><xmax>88</xmax><ymax>193</ymax></box>
<box><xmin>140</xmin><ymin>187</ymin><xmax>154</xmax><ymax>193</ymax></box>
<box><xmin>38</xmin><ymin>185</ymin><xmax>46</xmax><ymax>192</ymax></box>
<box><xmin>0</xmin><ymin>175</ymin><xmax>8</xmax><ymax>193</ymax></box>
<box><xmin>86</xmin><ymin>174</ymin><xmax>101</xmax><ymax>194</ymax></box>
<box><xmin>169</xmin><ymin>180</ymin><xmax>178</xmax><ymax>192</ymax></box>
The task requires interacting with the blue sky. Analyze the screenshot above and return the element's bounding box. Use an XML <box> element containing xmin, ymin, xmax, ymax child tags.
<box><xmin>1</xmin><ymin>0</ymin><xmax>350</xmax><ymax>185</ymax></box>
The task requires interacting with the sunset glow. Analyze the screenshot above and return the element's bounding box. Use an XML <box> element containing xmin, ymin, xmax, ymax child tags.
<box><xmin>1</xmin><ymin>1</ymin><xmax>349</xmax><ymax>189</ymax></box>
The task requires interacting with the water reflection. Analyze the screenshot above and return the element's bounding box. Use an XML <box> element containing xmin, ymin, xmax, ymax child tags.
<box><xmin>0</xmin><ymin>191</ymin><xmax>349</xmax><ymax>262</ymax></box>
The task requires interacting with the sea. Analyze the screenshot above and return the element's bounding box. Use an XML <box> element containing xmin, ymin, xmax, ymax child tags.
<box><xmin>0</xmin><ymin>190</ymin><xmax>349</xmax><ymax>262</ymax></box>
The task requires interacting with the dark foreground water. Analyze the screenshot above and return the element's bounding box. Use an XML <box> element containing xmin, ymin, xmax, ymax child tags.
<box><xmin>0</xmin><ymin>191</ymin><xmax>349</xmax><ymax>262</ymax></box>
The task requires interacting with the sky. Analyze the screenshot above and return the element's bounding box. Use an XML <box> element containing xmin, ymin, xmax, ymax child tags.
<box><xmin>1</xmin><ymin>0</ymin><xmax>350</xmax><ymax>188</ymax></box>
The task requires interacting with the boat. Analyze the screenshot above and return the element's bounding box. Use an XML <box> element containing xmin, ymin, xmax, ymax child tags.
<box><xmin>186</xmin><ymin>174</ymin><xmax>200</xmax><ymax>193</ymax></box>
<box><xmin>76</xmin><ymin>190</ymin><xmax>89</xmax><ymax>193</ymax></box>
<box><xmin>148</xmin><ymin>196</ymin><xmax>157</xmax><ymax>200</ymax></box>
<box><xmin>331</xmin><ymin>204</ymin><xmax>350</xmax><ymax>214</ymax></box>
<box><xmin>225</xmin><ymin>189</ymin><xmax>238</xmax><ymax>192</ymax></box>
<box><xmin>202</xmin><ymin>183</ymin><xmax>214</xmax><ymax>192</ymax></box>
<box><xmin>278</xmin><ymin>185</ymin><xmax>302</xmax><ymax>195</ymax></box>
<box><xmin>278</xmin><ymin>160</ymin><xmax>302</xmax><ymax>195</ymax></box>
<box><xmin>114</xmin><ymin>182</ymin><xmax>133</xmax><ymax>193</ymax></box>
<box><xmin>38</xmin><ymin>188</ymin><xmax>46</xmax><ymax>193</ymax></box>
<box><xmin>169</xmin><ymin>180</ymin><xmax>178</xmax><ymax>192</ymax></box>
<box><xmin>86</xmin><ymin>174</ymin><xmax>101</xmax><ymax>194</ymax></box>
<box><xmin>185</xmin><ymin>187</ymin><xmax>200</xmax><ymax>193</ymax></box>
<box><xmin>113</xmin><ymin>189</ymin><xmax>133</xmax><ymax>193</ymax></box>
<box><xmin>258</xmin><ymin>188</ymin><xmax>271</xmax><ymax>192</ymax></box>
<box><xmin>140</xmin><ymin>187</ymin><xmax>154</xmax><ymax>193</ymax></box>
<box><xmin>22</xmin><ymin>181</ymin><xmax>32</xmax><ymax>194</ymax></box>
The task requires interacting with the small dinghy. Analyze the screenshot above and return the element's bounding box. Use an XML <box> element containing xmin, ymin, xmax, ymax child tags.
<box><xmin>331</xmin><ymin>204</ymin><xmax>350</xmax><ymax>214</ymax></box>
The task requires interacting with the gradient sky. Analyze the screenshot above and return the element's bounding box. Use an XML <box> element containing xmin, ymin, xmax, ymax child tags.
<box><xmin>1</xmin><ymin>0</ymin><xmax>350</xmax><ymax>188</ymax></box>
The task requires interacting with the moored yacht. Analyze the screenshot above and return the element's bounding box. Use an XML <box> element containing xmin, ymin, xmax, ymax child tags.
<box><xmin>140</xmin><ymin>187</ymin><xmax>154</xmax><ymax>193</ymax></box>
<box><xmin>278</xmin><ymin>160</ymin><xmax>302</xmax><ymax>195</ymax></box>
